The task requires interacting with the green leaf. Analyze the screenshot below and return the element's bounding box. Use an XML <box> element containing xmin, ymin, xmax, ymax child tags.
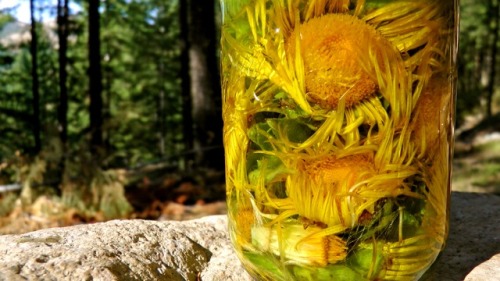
<box><xmin>267</xmin><ymin>119</ymin><xmax>314</xmax><ymax>143</ymax></box>
<box><xmin>347</xmin><ymin>242</ymin><xmax>385</xmax><ymax>279</ymax></box>
<box><xmin>243</xmin><ymin>251</ymin><xmax>287</xmax><ymax>281</ymax></box>
<box><xmin>292</xmin><ymin>264</ymin><xmax>364</xmax><ymax>281</ymax></box>
<box><xmin>248</xmin><ymin>155</ymin><xmax>289</xmax><ymax>184</ymax></box>
<box><xmin>248</xmin><ymin>122</ymin><xmax>274</xmax><ymax>150</ymax></box>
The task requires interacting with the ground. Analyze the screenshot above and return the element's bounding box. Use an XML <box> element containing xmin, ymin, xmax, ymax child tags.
<box><xmin>0</xmin><ymin>167</ymin><xmax>228</xmax><ymax>235</ymax></box>
<box><xmin>453</xmin><ymin>113</ymin><xmax>500</xmax><ymax>194</ymax></box>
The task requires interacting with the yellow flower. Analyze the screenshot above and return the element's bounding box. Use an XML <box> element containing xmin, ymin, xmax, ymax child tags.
<box><xmin>286</xmin><ymin>154</ymin><xmax>376</xmax><ymax>227</ymax></box>
<box><xmin>286</xmin><ymin>14</ymin><xmax>382</xmax><ymax>109</ymax></box>
<box><xmin>381</xmin><ymin>234</ymin><xmax>441</xmax><ymax>280</ymax></box>
<box><xmin>235</xmin><ymin>207</ymin><xmax>256</xmax><ymax>243</ymax></box>
<box><xmin>252</xmin><ymin>221</ymin><xmax>347</xmax><ymax>266</ymax></box>
<box><xmin>412</xmin><ymin>76</ymin><xmax>452</xmax><ymax>159</ymax></box>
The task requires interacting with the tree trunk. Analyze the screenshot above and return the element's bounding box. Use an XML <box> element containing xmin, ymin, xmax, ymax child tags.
<box><xmin>88</xmin><ymin>0</ymin><xmax>104</xmax><ymax>159</ymax></box>
<box><xmin>157</xmin><ymin>61</ymin><xmax>166</xmax><ymax>158</ymax></box>
<box><xmin>102</xmin><ymin>0</ymin><xmax>112</xmax><ymax>158</ymax></box>
<box><xmin>179</xmin><ymin>0</ymin><xmax>194</xmax><ymax>168</ymax></box>
<box><xmin>57</xmin><ymin>0</ymin><xmax>69</xmax><ymax>146</ymax></box>
<box><xmin>180</xmin><ymin>0</ymin><xmax>223</xmax><ymax>169</ymax></box>
<box><xmin>30</xmin><ymin>0</ymin><xmax>41</xmax><ymax>154</ymax></box>
<box><xmin>486</xmin><ymin>0</ymin><xmax>499</xmax><ymax>118</ymax></box>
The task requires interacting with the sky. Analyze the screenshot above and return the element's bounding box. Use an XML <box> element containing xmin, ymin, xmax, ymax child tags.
<box><xmin>0</xmin><ymin>0</ymin><xmax>81</xmax><ymax>24</ymax></box>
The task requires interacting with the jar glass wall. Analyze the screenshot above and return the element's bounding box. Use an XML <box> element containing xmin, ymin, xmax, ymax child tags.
<box><xmin>220</xmin><ymin>1</ymin><xmax>458</xmax><ymax>280</ymax></box>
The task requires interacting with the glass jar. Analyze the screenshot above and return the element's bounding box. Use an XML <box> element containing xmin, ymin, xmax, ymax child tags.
<box><xmin>220</xmin><ymin>1</ymin><xmax>458</xmax><ymax>280</ymax></box>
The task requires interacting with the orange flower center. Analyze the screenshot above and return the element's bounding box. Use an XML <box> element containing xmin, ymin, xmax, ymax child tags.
<box><xmin>304</xmin><ymin>154</ymin><xmax>374</xmax><ymax>188</ymax></box>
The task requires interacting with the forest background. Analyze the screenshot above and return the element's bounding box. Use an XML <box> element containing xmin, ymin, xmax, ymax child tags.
<box><xmin>0</xmin><ymin>0</ymin><xmax>499</xmax><ymax>233</ymax></box>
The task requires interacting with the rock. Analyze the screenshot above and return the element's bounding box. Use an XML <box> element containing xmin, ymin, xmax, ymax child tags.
<box><xmin>422</xmin><ymin>192</ymin><xmax>500</xmax><ymax>281</ymax></box>
<box><xmin>0</xmin><ymin>216</ymin><xmax>250</xmax><ymax>281</ymax></box>
<box><xmin>0</xmin><ymin>192</ymin><xmax>499</xmax><ymax>281</ymax></box>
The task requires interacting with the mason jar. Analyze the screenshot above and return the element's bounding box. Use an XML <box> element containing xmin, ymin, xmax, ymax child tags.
<box><xmin>220</xmin><ymin>1</ymin><xmax>459</xmax><ymax>280</ymax></box>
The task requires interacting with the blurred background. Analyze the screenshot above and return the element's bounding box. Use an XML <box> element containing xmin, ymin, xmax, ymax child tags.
<box><xmin>0</xmin><ymin>0</ymin><xmax>498</xmax><ymax>234</ymax></box>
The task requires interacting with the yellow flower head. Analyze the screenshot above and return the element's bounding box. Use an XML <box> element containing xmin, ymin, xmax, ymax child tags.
<box><xmin>287</xmin><ymin>154</ymin><xmax>376</xmax><ymax>227</ymax></box>
<box><xmin>235</xmin><ymin>207</ymin><xmax>256</xmax><ymax>243</ymax></box>
<box><xmin>412</xmin><ymin>76</ymin><xmax>451</xmax><ymax>158</ymax></box>
<box><xmin>286</xmin><ymin>14</ymin><xmax>382</xmax><ymax>109</ymax></box>
<box><xmin>304</xmin><ymin>153</ymin><xmax>374</xmax><ymax>187</ymax></box>
<box><xmin>252</xmin><ymin>222</ymin><xmax>347</xmax><ymax>266</ymax></box>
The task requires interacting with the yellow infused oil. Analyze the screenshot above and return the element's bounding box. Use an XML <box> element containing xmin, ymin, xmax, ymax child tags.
<box><xmin>220</xmin><ymin>0</ymin><xmax>458</xmax><ymax>280</ymax></box>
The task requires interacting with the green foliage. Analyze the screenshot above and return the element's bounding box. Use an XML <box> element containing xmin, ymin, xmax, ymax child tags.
<box><xmin>0</xmin><ymin>0</ymin><xmax>186</xmax><ymax>218</ymax></box>
<box><xmin>0</xmin><ymin>12</ymin><xmax>32</xmax><ymax>157</ymax></box>
<box><xmin>98</xmin><ymin>0</ymin><xmax>184</xmax><ymax>166</ymax></box>
<box><xmin>1</xmin><ymin>0</ymin><xmax>184</xmax><ymax>166</ymax></box>
<box><xmin>457</xmin><ymin>0</ymin><xmax>500</xmax><ymax>124</ymax></box>
<box><xmin>0</xmin><ymin>12</ymin><xmax>14</xmax><ymax>27</ymax></box>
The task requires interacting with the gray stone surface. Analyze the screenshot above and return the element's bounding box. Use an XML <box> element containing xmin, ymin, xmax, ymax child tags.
<box><xmin>0</xmin><ymin>192</ymin><xmax>498</xmax><ymax>281</ymax></box>
<box><xmin>422</xmin><ymin>192</ymin><xmax>500</xmax><ymax>281</ymax></box>
<box><xmin>0</xmin><ymin>216</ymin><xmax>250</xmax><ymax>281</ymax></box>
